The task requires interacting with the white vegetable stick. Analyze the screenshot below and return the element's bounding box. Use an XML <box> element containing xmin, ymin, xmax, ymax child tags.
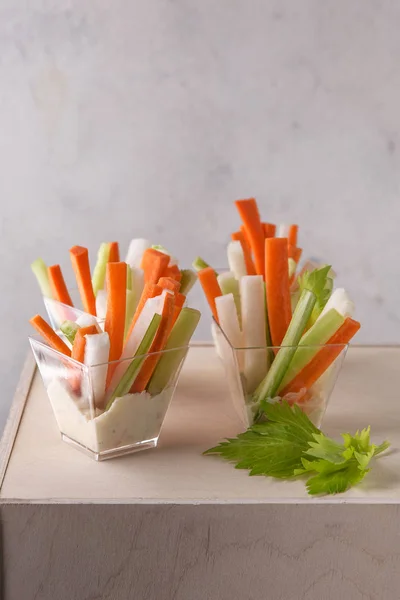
<box><xmin>227</xmin><ymin>241</ymin><xmax>247</xmax><ymax>279</ymax></box>
<box><xmin>240</xmin><ymin>275</ymin><xmax>268</xmax><ymax>393</ymax></box>
<box><xmin>318</xmin><ymin>288</ymin><xmax>354</xmax><ymax>321</ymax></box>
<box><xmin>125</xmin><ymin>239</ymin><xmax>151</xmax><ymax>269</ymax></box>
<box><xmin>84</xmin><ymin>332</ymin><xmax>110</xmax><ymax>409</ymax></box>
<box><xmin>216</xmin><ymin>294</ymin><xmax>243</xmax><ymax>350</ymax></box>
<box><xmin>95</xmin><ymin>290</ymin><xmax>108</xmax><ymax>320</ymax></box>
<box><xmin>76</xmin><ymin>313</ymin><xmax>102</xmax><ymax>333</ymax></box>
<box><xmin>130</xmin><ymin>267</ymin><xmax>144</xmax><ymax>312</ymax></box>
<box><xmin>277</xmin><ymin>224</ymin><xmax>290</xmax><ymax>238</ymax></box>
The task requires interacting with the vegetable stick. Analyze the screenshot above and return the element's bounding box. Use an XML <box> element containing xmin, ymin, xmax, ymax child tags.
<box><xmin>277</xmin><ymin>224</ymin><xmax>290</xmax><ymax>238</ymax></box>
<box><xmin>235</xmin><ymin>198</ymin><xmax>265</xmax><ymax>276</ymax></box>
<box><xmin>31</xmin><ymin>258</ymin><xmax>53</xmax><ymax>298</ymax></box>
<box><xmin>240</xmin><ymin>276</ymin><xmax>268</xmax><ymax>393</ymax></box>
<box><xmin>265</xmin><ymin>238</ymin><xmax>292</xmax><ymax>346</ymax></box>
<box><xmin>125</xmin><ymin>282</ymin><xmax>162</xmax><ymax>342</ymax></box>
<box><xmin>108</xmin><ymin>242</ymin><xmax>120</xmax><ymax>263</ymax></box>
<box><xmin>179</xmin><ymin>269</ymin><xmax>197</xmax><ymax>295</ymax></box>
<box><xmin>254</xmin><ymin>289</ymin><xmax>316</xmax><ymax>403</ymax></box>
<box><xmin>70</xmin><ymin>246</ymin><xmax>96</xmax><ymax>316</ymax></box>
<box><xmin>227</xmin><ymin>241</ymin><xmax>247</xmax><ymax>279</ymax></box>
<box><xmin>75</xmin><ymin>313</ymin><xmax>102</xmax><ymax>332</ymax></box>
<box><xmin>240</xmin><ymin>225</ymin><xmax>251</xmax><ymax>248</ymax></box>
<box><xmin>171</xmin><ymin>292</ymin><xmax>186</xmax><ymax>327</ymax></box>
<box><xmin>217</xmin><ymin>271</ymin><xmax>241</xmax><ymax>323</ymax></box>
<box><xmin>30</xmin><ymin>314</ymin><xmax>71</xmax><ymax>357</ymax></box>
<box><xmin>288</xmin><ymin>225</ymin><xmax>298</xmax><ymax>247</ymax></box>
<box><xmin>165</xmin><ymin>264</ymin><xmax>182</xmax><ymax>282</ymax></box>
<box><xmin>281</xmin><ymin>318</ymin><xmax>361</xmax><ymax>396</ymax></box>
<box><xmin>84</xmin><ymin>332</ymin><xmax>110</xmax><ymax>408</ymax></box>
<box><xmin>130</xmin><ymin>267</ymin><xmax>145</xmax><ymax>313</ymax></box>
<box><xmin>262</xmin><ymin>223</ymin><xmax>276</xmax><ymax>238</ymax></box>
<box><xmin>126</xmin><ymin>267</ymin><xmax>132</xmax><ymax>290</ymax></box>
<box><xmin>148</xmin><ymin>308</ymin><xmax>201</xmax><ymax>396</ymax></box>
<box><xmin>158</xmin><ymin>277</ymin><xmax>180</xmax><ymax>293</ymax></box>
<box><xmin>104</xmin><ymin>262</ymin><xmax>127</xmax><ymax>383</ymax></box>
<box><xmin>216</xmin><ymin>294</ymin><xmax>243</xmax><ymax>350</ymax></box>
<box><xmin>141</xmin><ymin>248</ymin><xmax>170</xmax><ymax>284</ymax></box>
<box><xmin>231</xmin><ymin>231</ymin><xmax>256</xmax><ymax>275</ymax></box>
<box><xmin>124</xmin><ymin>290</ymin><xmax>135</xmax><ymax>340</ymax></box>
<box><xmin>131</xmin><ymin>291</ymin><xmax>176</xmax><ymax>392</ymax></box>
<box><xmin>71</xmin><ymin>325</ymin><xmax>98</xmax><ymax>363</ymax></box>
<box><xmin>278</xmin><ymin>308</ymin><xmax>345</xmax><ymax>391</ymax></box>
<box><xmin>197</xmin><ymin>267</ymin><xmax>222</xmax><ymax>322</ymax></box>
<box><xmin>91</xmin><ymin>243</ymin><xmax>111</xmax><ymax>296</ymax></box>
<box><xmin>48</xmin><ymin>265</ymin><xmax>73</xmax><ymax>307</ymax></box>
<box><xmin>193</xmin><ymin>256</ymin><xmax>211</xmax><ymax>271</ymax></box>
<box><xmin>95</xmin><ymin>290</ymin><xmax>107</xmax><ymax>320</ymax></box>
<box><xmin>60</xmin><ymin>320</ymin><xmax>80</xmax><ymax>345</ymax></box>
<box><xmin>125</xmin><ymin>238</ymin><xmax>151</xmax><ymax>269</ymax></box>
<box><xmin>318</xmin><ymin>288</ymin><xmax>354</xmax><ymax>322</ymax></box>
<box><xmin>288</xmin><ymin>245</ymin><xmax>302</xmax><ymax>264</ymax></box>
<box><xmin>106</xmin><ymin>314</ymin><xmax>162</xmax><ymax>408</ymax></box>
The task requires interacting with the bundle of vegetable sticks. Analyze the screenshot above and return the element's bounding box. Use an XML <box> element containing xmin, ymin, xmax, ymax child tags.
<box><xmin>30</xmin><ymin>240</ymin><xmax>201</xmax><ymax>409</ymax></box>
<box><xmin>195</xmin><ymin>198</ymin><xmax>360</xmax><ymax>416</ymax></box>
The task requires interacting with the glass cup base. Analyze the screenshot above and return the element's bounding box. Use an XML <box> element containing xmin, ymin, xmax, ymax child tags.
<box><xmin>61</xmin><ymin>433</ymin><xmax>158</xmax><ymax>461</ymax></box>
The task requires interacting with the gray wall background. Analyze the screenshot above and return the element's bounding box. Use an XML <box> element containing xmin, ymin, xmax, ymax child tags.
<box><xmin>1</xmin><ymin>0</ymin><xmax>399</xmax><ymax>428</ymax></box>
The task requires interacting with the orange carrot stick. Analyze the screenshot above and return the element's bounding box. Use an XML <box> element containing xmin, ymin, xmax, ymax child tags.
<box><xmin>48</xmin><ymin>265</ymin><xmax>73</xmax><ymax>306</ymax></box>
<box><xmin>108</xmin><ymin>242</ymin><xmax>120</xmax><ymax>263</ymax></box>
<box><xmin>288</xmin><ymin>246</ymin><xmax>303</xmax><ymax>264</ymax></box>
<box><xmin>104</xmin><ymin>262</ymin><xmax>127</xmax><ymax>383</ymax></box>
<box><xmin>171</xmin><ymin>292</ymin><xmax>186</xmax><ymax>327</ymax></box>
<box><xmin>141</xmin><ymin>248</ymin><xmax>170</xmax><ymax>284</ymax></box>
<box><xmin>165</xmin><ymin>264</ymin><xmax>182</xmax><ymax>282</ymax></box>
<box><xmin>262</xmin><ymin>223</ymin><xmax>276</xmax><ymax>238</ymax></box>
<box><xmin>281</xmin><ymin>318</ymin><xmax>361</xmax><ymax>396</ymax></box>
<box><xmin>265</xmin><ymin>238</ymin><xmax>292</xmax><ymax>346</ymax></box>
<box><xmin>130</xmin><ymin>292</ymin><xmax>176</xmax><ymax>392</ymax></box>
<box><xmin>124</xmin><ymin>282</ymin><xmax>162</xmax><ymax>343</ymax></box>
<box><xmin>235</xmin><ymin>198</ymin><xmax>265</xmax><ymax>277</ymax></box>
<box><xmin>70</xmin><ymin>246</ymin><xmax>96</xmax><ymax>316</ymax></box>
<box><xmin>288</xmin><ymin>225</ymin><xmax>298</xmax><ymax>248</ymax></box>
<box><xmin>231</xmin><ymin>230</ymin><xmax>256</xmax><ymax>275</ymax></box>
<box><xmin>197</xmin><ymin>267</ymin><xmax>222</xmax><ymax>322</ymax></box>
<box><xmin>30</xmin><ymin>315</ymin><xmax>71</xmax><ymax>357</ymax></box>
<box><xmin>158</xmin><ymin>277</ymin><xmax>181</xmax><ymax>293</ymax></box>
<box><xmin>240</xmin><ymin>225</ymin><xmax>251</xmax><ymax>248</ymax></box>
<box><xmin>71</xmin><ymin>325</ymin><xmax>98</xmax><ymax>363</ymax></box>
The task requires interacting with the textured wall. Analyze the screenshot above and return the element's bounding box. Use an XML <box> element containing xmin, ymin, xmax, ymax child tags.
<box><xmin>1</xmin><ymin>0</ymin><xmax>399</xmax><ymax>427</ymax></box>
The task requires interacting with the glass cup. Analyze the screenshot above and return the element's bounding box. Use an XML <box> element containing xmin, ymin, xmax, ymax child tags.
<box><xmin>29</xmin><ymin>337</ymin><xmax>188</xmax><ymax>460</ymax></box>
<box><xmin>212</xmin><ymin>319</ymin><xmax>347</xmax><ymax>429</ymax></box>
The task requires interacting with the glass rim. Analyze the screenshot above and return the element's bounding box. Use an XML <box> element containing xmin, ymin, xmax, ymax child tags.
<box><xmin>212</xmin><ymin>318</ymin><xmax>349</xmax><ymax>352</ymax></box>
<box><xmin>43</xmin><ymin>296</ymin><xmax>106</xmax><ymax>321</ymax></box>
<box><xmin>29</xmin><ymin>335</ymin><xmax>190</xmax><ymax>370</ymax></box>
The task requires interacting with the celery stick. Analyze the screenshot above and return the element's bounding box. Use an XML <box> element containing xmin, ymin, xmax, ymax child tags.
<box><xmin>148</xmin><ymin>308</ymin><xmax>201</xmax><ymax>396</ymax></box>
<box><xmin>31</xmin><ymin>258</ymin><xmax>53</xmax><ymax>298</ymax></box>
<box><xmin>180</xmin><ymin>269</ymin><xmax>197</xmax><ymax>296</ymax></box>
<box><xmin>217</xmin><ymin>271</ymin><xmax>241</xmax><ymax>323</ymax></box>
<box><xmin>131</xmin><ymin>267</ymin><xmax>144</xmax><ymax>312</ymax></box>
<box><xmin>106</xmin><ymin>314</ymin><xmax>161</xmax><ymax>409</ymax></box>
<box><xmin>91</xmin><ymin>243</ymin><xmax>110</xmax><ymax>296</ymax></box>
<box><xmin>60</xmin><ymin>320</ymin><xmax>80</xmax><ymax>345</ymax></box>
<box><xmin>192</xmin><ymin>257</ymin><xmax>210</xmax><ymax>271</ymax></box>
<box><xmin>254</xmin><ymin>289</ymin><xmax>316</xmax><ymax>403</ymax></box>
<box><xmin>278</xmin><ymin>308</ymin><xmax>345</xmax><ymax>391</ymax></box>
<box><xmin>124</xmin><ymin>289</ymin><xmax>135</xmax><ymax>340</ymax></box>
<box><xmin>126</xmin><ymin>266</ymin><xmax>132</xmax><ymax>290</ymax></box>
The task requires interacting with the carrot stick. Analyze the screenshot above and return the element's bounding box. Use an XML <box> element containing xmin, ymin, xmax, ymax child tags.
<box><xmin>70</xmin><ymin>246</ymin><xmax>96</xmax><ymax>315</ymax></box>
<box><xmin>265</xmin><ymin>238</ymin><xmax>292</xmax><ymax>346</ymax></box>
<box><xmin>262</xmin><ymin>223</ymin><xmax>276</xmax><ymax>238</ymax></box>
<box><xmin>288</xmin><ymin>245</ymin><xmax>302</xmax><ymax>264</ymax></box>
<box><xmin>231</xmin><ymin>231</ymin><xmax>256</xmax><ymax>275</ymax></box>
<box><xmin>240</xmin><ymin>225</ymin><xmax>251</xmax><ymax>248</ymax></box>
<box><xmin>104</xmin><ymin>262</ymin><xmax>127</xmax><ymax>383</ymax></box>
<box><xmin>158</xmin><ymin>277</ymin><xmax>181</xmax><ymax>293</ymax></box>
<box><xmin>288</xmin><ymin>225</ymin><xmax>298</xmax><ymax>248</ymax></box>
<box><xmin>108</xmin><ymin>242</ymin><xmax>120</xmax><ymax>263</ymax></box>
<box><xmin>281</xmin><ymin>318</ymin><xmax>361</xmax><ymax>396</ymax></box>
<box><xmin>30</xmin><ymin>315</ymin><xmax>71</xmax><ymax>357</ymax></box>
<box><xmin>141</xmin><ymin>248</ymin><xmax>170</xmax><ymax>284</ymax></box>
<box><xmin>171</xmin><ymin>292</ymin><xmax>186</xmax><ymax>327</ymax></box>
<box><xmin>165</xmin><ymin>264</ymin><xmax>182</xmax><ymax>282</ymax></box>
<box><xmin>71</xmin><ymin>325</ymin><xmax>98</xmax><ymax>363</ymax></box>
<box><xmin>197</xmin><ymin>267</ymin><xmax>222</xmax><ymax>322</ymax></box>
<box><xmin>124</xmin><ymin>282</ymin><xmax>162</xmax><ymax>343</ymax></box>
<box><xmin>48</xmin><ymin>265</ymin><xmax>73</xmax><ymax>306</ymax></box>
<box><xmin>235</xmin><ymin>198</ymin><xmax>265</xmax><ymax>277</ymax></box>
<box><xmin>130</xmin><ymin>292</ymin><xmax>176</xmax><ymax>393</ymax></box>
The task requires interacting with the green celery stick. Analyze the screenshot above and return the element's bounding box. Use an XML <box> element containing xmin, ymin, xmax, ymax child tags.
<box><xmin>288</xmin><ymin>258</ymin><xmax>297</xmax><ymax>279</ymax></box>
<box><xmin>180</xmin><ymin>269</ymin><xmax>197</xmax><ymax>295</ymax></box>
<box><xmin>148</xmin><ymin>308</ymin><xmax>201</xmax><ymax>396</ymax></box>
<box><xmin>152</xmin><ymin>244</ymin><xmax>170</xmax><ymax>254</ymax></box>
<box><xmin>126</xmin><ymin>266</ymin><xmax>132</xmax><ymax>291</ymax></box>
<box><xmin>192</xmin><ymin>256</ymin><xmax>210</xmax><ymax>271</ymax></box>
<box><xmin>278</xmin><ymin>308</ymin><xmax>345</xmax><ymax>391</ymax></box>
<box><xmin>106</xmin><ymin>313</ymin><xmax>162</xmax><ymax>409</ymax></box>
<box><xmin>124</xmin><ymin>289</ymin><xmax>135</xmax><ymax>340</ymax></box>
<box><xmin>60</xmin><ymin>320</ymin><xmax>80</xmax><ymax>344</ymax></box>
<box><xmin>254</xmin><ymin>289</ymin><xmax>316</xmax><ymax>404</ymax></box>
<box><xmin>92</xmin><ymin>243</ymin><xmax>111</xmax><ymax>296</ymax></box>
<box><xmin>31</xmin><ymin>258</ymin><xmax>53</xmax><ymax>298</ymax></box>
<box><xmin>217</xmin><ymin>272</ymin><xmax>241</xmax><ymax>324</ymax></box>
<box><xmin>263</xmin><ymin>282</ymin><xmax>273</xmax><ymax>363</ymax></box>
